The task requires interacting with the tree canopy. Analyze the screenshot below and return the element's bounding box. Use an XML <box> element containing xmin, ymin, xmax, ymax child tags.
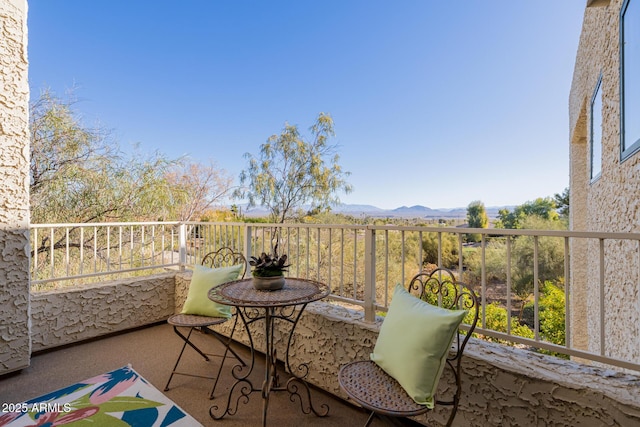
<box><xmin>554</xmin><ymin>187</ymin><xmax>569</xmax><ymax>217</ymax></box>
<box><xmin>30</xmin><ymin>88</ymin><xmax>232</xmax><ymax>224</ymax></box>
<box><xmin>467</xmin><ymin>200</ymin><xmax>489</xmax><ymax>228</ymax></box>
<box><xmin>495</xmin><ymin>197</ymin><xmax>560</xmax><ymax>230</ymax></box>
<box><xmin>465</xmin><ymin>200</ymin><xmax>488</xmax><ymax>242</ymax></box>
<box><xmin>234</xmin><ymin>113</ymin><xmax>352</xmax><ymax>223</ymax></box>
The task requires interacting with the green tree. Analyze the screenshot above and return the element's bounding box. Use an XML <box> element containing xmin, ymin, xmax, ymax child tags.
<box><xmin>30</xmin><ymin>89</ymin><xmax>233</xmax><ymax>224</ymax></box>
<box><xmin>521</xmin><ymin>281</ymin><xmax>567</xmax><ymax>357</ymax></box>
<box><xmin>30</xmin><ymin>88</ymin><xmax>171</xmax><ymax>224</ymax></box>
<box><xmin>495</xmin><ymin>197</ymin><xmax>559</xmax><ymax>229</ymax></box>
<box><xmin>467</xmin><ymin>200</ymin><xmax>488</xmax><ymax>228</ymax></box>
<box><xmin>422</xmin><ymin>232</ymin><xmax>459</xmax><ymax>269</ymax></box>
<box><xmin>510</xmin><ymin>216</ymin><xmax>566</xmax><ymax>304</ymax></box>
<box><xmin>234</xmin><ymin>113</ymin><xmax>352</xmax><ymax>223</ymax></box>
<box><xmin>539</xmin><ymin>281</ymin><xmax>566</xmax><ymax>346</ymax></box>
<box><xmin>482</xmin><ymin>302</ymin><xmax>534</xmax><ymax>342</ymax></box>
<box><xmin>554</xmin><ymin>187</ymin><xmax>570</xmax><ymax>217</ymax></box>
<box><xmin>466</xmin><ymin>200</ymin><xmax>488</xmax><ymax>243</ymax></box>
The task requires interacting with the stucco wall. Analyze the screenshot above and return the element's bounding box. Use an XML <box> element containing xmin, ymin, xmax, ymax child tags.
<box><xmin>23</xmin><ymin>274</ymin><xmax>640</xmax><ymax>426</ymax></box>
<box><xmin>569</xmin><ymin>0</ymin><xmax>640</xmax><ymax>366</ymax></box>
<box><xmin>184</xmin><ymin>280</ymin><xmax>640</xmax><ymax>426</ymax></box>
<box><xmin>0</xmin><ymin>0</ymin><xmax>30</xmax><ymax>374</ymax></box>
<box><xmin>214</xmin><ymin>301</ymin><xmax>640</xmax><ymax>427</ymax></box>
<box><xmin>30</xmin><ymin>273</ymin><xmax>176</xmax><ymax>352</ymax></box>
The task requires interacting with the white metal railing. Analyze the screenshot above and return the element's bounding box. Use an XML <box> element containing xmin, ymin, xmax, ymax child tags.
<box><xmin>29</xmin><ymin>221</ymin><xmax>640</xmax><ymax>372</ymax></box>
<box><xmin>31</xmin><ymin>222</ymin><xmax>183</xmax><ymax>287</ymax></box>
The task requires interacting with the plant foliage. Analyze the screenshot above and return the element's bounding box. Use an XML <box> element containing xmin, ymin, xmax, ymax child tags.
<box><xmin>249</xmin><ymin>246</ymin><xmax>290</xmax><ymax>277</ymax></box>
<box><xmin>234</xmin><ymin>113</ymin><xmax>352</xmax><ymax>223</ymax></box>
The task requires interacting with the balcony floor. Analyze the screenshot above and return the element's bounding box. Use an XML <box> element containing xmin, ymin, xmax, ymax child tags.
<box><xmin>0</xmin><ymin>322</ymin><xmax>423</xmax><ymax>426</ymax></box>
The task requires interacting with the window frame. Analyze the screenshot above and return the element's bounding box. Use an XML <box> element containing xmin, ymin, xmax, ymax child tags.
<box><xmin>620</xmin><ymin>0</ymin><xmax>640</xmax><ymax>161</ymax></box>
<box><xmin>591</xmin><ymin>74</ymin><xmax>603</xmax><ymax>181</ymax></box>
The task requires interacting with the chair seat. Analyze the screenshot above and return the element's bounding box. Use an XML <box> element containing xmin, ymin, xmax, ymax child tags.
<box><xmin>339</xmin><ymin>360</ymin><xmax>429</xmax><ymax>417</ymax></box>
<box><xmin>167</xmin><ymin>313</ymin><xmax>228</xmax><ymax>328</ymax></box>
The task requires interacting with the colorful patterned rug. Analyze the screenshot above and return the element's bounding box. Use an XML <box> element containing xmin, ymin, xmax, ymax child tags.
<box><xmin>0</xmin><ymin>365</ymin><xmax>202</xmax><ymax>427</ymax></box>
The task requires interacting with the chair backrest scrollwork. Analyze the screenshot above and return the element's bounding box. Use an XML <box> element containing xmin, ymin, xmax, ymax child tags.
<box><xmin>407</xmin><ymin>267</ymin><xmax>480</xmax><ymax>410</ymax></box>
<box><xmin>201</xmin><ymin>247</ymin><xmax>248</xmax><ymax>279</ymax></box>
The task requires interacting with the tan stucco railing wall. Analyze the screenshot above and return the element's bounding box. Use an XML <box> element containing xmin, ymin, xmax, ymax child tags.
<box><xmin>26</xmin><ymin>273</ymin><xmax>639</xmax><ymax>426</ymax></box>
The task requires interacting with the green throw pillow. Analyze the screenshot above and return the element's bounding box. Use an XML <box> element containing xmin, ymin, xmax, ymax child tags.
<box><xmin>181</xmin><ymin>264</ymin><xmax>242</xmax><ymax>318</ymax></box>
<box><xmin>370</xmin><ymin>284</ymin><xmax>466</xmax><ymax>409</ymax></box>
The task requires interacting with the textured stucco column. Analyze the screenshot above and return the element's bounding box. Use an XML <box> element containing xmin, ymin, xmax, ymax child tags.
<box><xmin>0</xmin><ymin>0</ymin><xmax>30</xmax><ymax>374</ymax></box>
<box><xmin>568</xmin><ymin>0</ymin><xmax>640</xmax><ymax>365</ymax></box>
<box><xmin>569</xmin><ymin>105</ymin><xmax>589</xmax><ymax>353</ymax></box>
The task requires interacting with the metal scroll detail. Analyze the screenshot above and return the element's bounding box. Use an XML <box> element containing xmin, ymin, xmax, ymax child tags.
<box><xmin>209</xmin><ymin>380</ymin><xmax>253</xmax><ymax>419</ymax></box>
<box><xmin>207</xmin><ymin>278</ymin><xmax>330</xmax><ymax>425</ymax></box>
<box><xmin>287</xmin><ymin>377</ymin><xmax>330</xmax><ymax>417</ymax></box>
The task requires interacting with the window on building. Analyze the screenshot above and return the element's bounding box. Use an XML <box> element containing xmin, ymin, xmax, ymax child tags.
<box><xmin>621</xmin><ymin>0</ymin><xmax>640</xmax><ymax>159</ymax></box>
<box><xmin>591</xmin><ymin>76</ymin><xmax>603</xmax><ymax>180</ymax></box>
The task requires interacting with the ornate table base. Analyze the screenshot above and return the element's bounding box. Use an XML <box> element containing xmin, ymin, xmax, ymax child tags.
<box><xmin>208</xmin><ymin>278</ymin><xmax>330</xmax><ymax>426</ymax></box>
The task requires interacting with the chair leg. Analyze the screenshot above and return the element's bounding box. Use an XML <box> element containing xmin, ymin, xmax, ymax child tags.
<box><xmin>165</xmin><ymin>326</ymin><xmax>209</xmax><ymax>392</ymax></box>
<box><xmin>175</xmin><ymin>326</ymin><xmax>211</xmax><ymax>361</ymax></box>
<box><xmin>165</xmin><ymin>318</ymin><xmax>245</xmax><ymax>398</ymax></box>
<box><xmin>207</xmin><ymin>315</ymin><xmax>245</xmax><ymax>399</ymax></box>
<box><xmin>364</xmin><ymin>411</ymin><xmax>375</xmax><ymax>427</ymax></box>
<box><xmin>445</xmin><ymin>399</ymin><xmax>460</xmax><ymax>427</ymax></box>
<box><xmin>165</xmin><ymin>327</ymin><xmax>192</xmax><ymax>391</ymax></box>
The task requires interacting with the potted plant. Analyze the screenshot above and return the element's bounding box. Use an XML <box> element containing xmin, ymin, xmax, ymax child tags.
<box><xmin>249</xmin><ymin>246</ymin><xmax>290</xmax><ymax>290</ymax></box>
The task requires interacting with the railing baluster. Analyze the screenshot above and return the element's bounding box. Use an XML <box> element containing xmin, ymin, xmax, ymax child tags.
<box><xmin>364</xmin><ymin>228</ymin><xmax>375</xmax><ymax>322</ymax></box>
<box><xmin>563</xmin><ymin>236</ymin><xmax>570</xmax><ymax>350</ymax></box>
<box><xmin>340</xmin><ymin>228</ymin><xmax>344</xmax><ymax>297</ymax></box>
<box><xmin>437</xmin><ymin>231</ymin><xmax>442</xmax><ymax>269</ymax></box>
<box><xmin>119</xmin><ymin>226</ymin><xmax>123</xmax><ymax>269</ymax></box>
<box><xmin>481</xmin><ymin>233</ymin><xmax>487</xmax><ymax>330</ymax></box>
<box><xmin>179</xmin><ymin>223</ymin><xmax>186</xmax><ymax>269</ymax></box>
<box><xmin>33</xmin><ymin>228</ymin><xmax>38</xmax><ymax>280</ymax></box>
<box><xmin>507</xmin><ymin>236</ymin><xmax>512</xmax><ymax>336</ymax></box>
<box><xmin>600</xmin><ymin>238</ymin><xmax>605</xmax><ymax>356</ymax></box>
<box><xmin>534</xmin><ymin>235</ymin><xmax>540</xmax><ymax>342</ymax></box>
<box><xmin>401</xmin><ymin>230</ymin><xmax>405</xmax><ymax>285</ymax></box>
<box><xmin>80</xmin><ymin>227</ymin><xmax>84</xmax><ymax>276</ymax></box>
<box><xmin>352</xmin><ymin>229</ymin><xmax>357</xmax><ymax>300</ymax></box>
<box><xmin>317</xmin><ymin>227</ymin><xmax>321</xmax><ymax>282</ymax></box>
<box><xmin>49</xmin><ymin>228</ymin><xmax>54</xmax><ymax>279</ymax></box>
<box><xmin>106</xmin><ymin>226</ymin><xmax>111</xmax><ymax>272</ymax></box>
<box><xmin>306</xmin><ymin>227</ymin><xmax>311</xmax><ymax>279</ymax></box>
<box><xmin>93</xmin><ymin>226</ymin><xmax>97</xmax><ymax>273</ymax></box>
<box><xmin>384</xmin><ymin>229</ymin><xmax>389</xmax><ymax>306</ymax></box>
<box><xmin>65</xmin><ymin>227</ymin><xmax>70</xmax><ymax>277</ymax></box>
<box><xmin>328</xmin><ymin>228</ymin><xmax>333</xmax><ymax>290</ymax></box>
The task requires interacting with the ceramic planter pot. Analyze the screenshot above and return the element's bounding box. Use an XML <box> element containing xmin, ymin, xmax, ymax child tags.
<box><xmin>252</xmin><ymin>275</ymin><xmax>285</xmax><ymax>291</ymax></box>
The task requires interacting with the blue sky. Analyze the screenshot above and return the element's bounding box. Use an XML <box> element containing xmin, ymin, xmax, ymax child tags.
<box><xmin>27</xmin><ymin>1</ymin><xmax>585</xmax><ymax>210</ymax></box>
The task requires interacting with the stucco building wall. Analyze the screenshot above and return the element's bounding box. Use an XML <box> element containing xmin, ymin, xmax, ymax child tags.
<box><xmin>569</xmin><ymin>0</ymin><xmax>640</xmax><ymax>365</ymax></box>
<box><xmin>0</xmin><ymin>0</ymin><xmax>30</xmax><ymax>374</ymax></box>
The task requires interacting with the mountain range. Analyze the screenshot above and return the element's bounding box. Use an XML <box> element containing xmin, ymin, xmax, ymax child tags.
<box><xmin>240</xmin><ymin>204</ymin><xmax>511</xmax><ymax>219</ymax></box>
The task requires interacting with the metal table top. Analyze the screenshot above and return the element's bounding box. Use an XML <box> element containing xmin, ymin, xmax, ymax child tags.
<box><xmin>208</xmin><ymin>277</ymin><xmax>330</xmax><ymax>308</ymax></box>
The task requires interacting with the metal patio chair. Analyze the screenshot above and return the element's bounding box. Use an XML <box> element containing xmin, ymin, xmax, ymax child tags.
<box><xmin>164</xmin><ymin>246</ymin><xmax>248</xmax><ymax>399</ymax></box>
<box><xmin>338</xmin><ymin>268</ymin><xmax>480</xmax><ymax>427</ymax></box>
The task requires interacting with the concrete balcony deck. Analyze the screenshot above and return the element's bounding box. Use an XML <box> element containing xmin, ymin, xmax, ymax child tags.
<box><xmin>0</xmin><ymin>322</ymin><xmax>421</xmax><ymax>427</ymax></box>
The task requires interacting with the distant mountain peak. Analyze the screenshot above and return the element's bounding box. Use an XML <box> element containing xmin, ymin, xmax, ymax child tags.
<box><xmin>393</xmin><ymin>205</ymin><xmax>432</xmax><ymax>212</ymax></box>
<box><xmin>237</xmin><ymin>202</ymin><xmax>510</xmax><ymax>219</ymax></box>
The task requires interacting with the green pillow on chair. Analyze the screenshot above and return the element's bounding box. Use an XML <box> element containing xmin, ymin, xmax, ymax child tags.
<box><xmin>370</xmin><ymin>284</ymin><xmax>466</xmax><ymax>409</ymax></box>
<box><xmin>181</xmin><ymin>264</ymin><xmax>242</xmax><ymax>318</ymax></box>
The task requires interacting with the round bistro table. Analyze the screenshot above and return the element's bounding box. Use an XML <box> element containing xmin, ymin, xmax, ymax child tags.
<box><xmin>208</xmin><ymin>277</ymin><xmax>331</xmax><ymax>427</ymax></box>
